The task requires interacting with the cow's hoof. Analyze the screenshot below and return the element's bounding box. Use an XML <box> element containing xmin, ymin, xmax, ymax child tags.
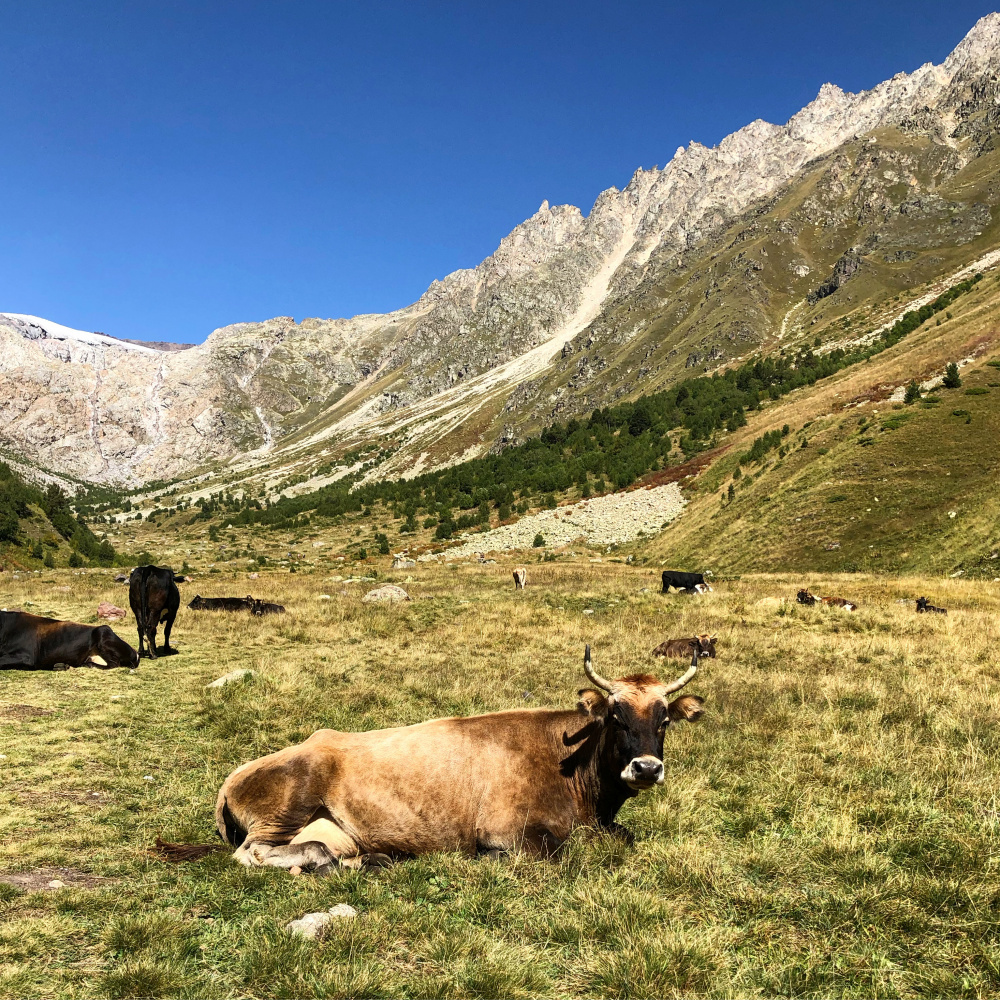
<box><xmin>359</xmin><ymin>852</ymin><xmax>394</xmax><ymax>869</ymax></box>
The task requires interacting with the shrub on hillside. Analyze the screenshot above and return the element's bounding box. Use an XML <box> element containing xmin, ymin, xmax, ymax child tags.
<box><xmin>943</xmin><ymin>363</ymin><xmax>962</xmax><ymax>389</ymax></box>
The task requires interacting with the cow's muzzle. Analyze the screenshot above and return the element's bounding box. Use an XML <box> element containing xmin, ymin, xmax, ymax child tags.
<box><xmin>620</xmin><ymin>755</ymin><xmax>664</xmax><ymax>790</ymax></box>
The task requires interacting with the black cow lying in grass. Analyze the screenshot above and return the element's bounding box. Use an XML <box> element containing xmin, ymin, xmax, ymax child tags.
<box><xmin>129</xmin><ymin>565</ymin><xmax>180</xmax><ymax>659</ymax></box>
<box><xmin>188</xmin><ymin>595</ymin><xmax>285</xmax><ymax>615</ymax></box>
<box><xmin>0</xmin><ymin>611</ymin><xmax>138</xmax><ymax>671</ymax></box>
<box><xmin>189</xmin><ymin>595</ymin><xmax>254</xmax><ymax>612</ymax></box>
<box><xmin>662</xmin><ymin>570</ymin><xmax>710</xmax><ymax>594</ymax></box>
<box><xmin>250</xmin><ymin>600</ymin><xmax>285</xmax><ymax>616</ymax></box>
<box><xmin>916</xmin><ymin>596</ymin><xmax>947</xmax><ymax>614</ymax></box>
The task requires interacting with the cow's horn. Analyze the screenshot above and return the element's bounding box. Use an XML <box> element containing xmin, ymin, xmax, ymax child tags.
<box><xmin>583</xmin><ymin>644</ymin><xmax>614</xmax><ymax>693</ymax></box>
<box><xmin>661</xmin><ymin>652</ymin><xmax>698</xmax><ymax>696</ymax></box>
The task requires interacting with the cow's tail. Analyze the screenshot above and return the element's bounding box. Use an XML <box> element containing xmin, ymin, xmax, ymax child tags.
<box><xmin>139</xmin><ymin>565</ymin><xmax>151</xmax><ymax>633</ymax></box>
<box><xmin>151</xmin><ymin>836</ymin><xmax>226</xmax><ymax>862</ymax></box>
<box><xmin>152</xmin><ymin>793</ymin><xmax>246</xmax><ymax>862</ymax></box>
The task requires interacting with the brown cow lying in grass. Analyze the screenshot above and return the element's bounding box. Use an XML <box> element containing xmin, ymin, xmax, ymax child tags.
<box><xmin>651</xmin><ymin>634</ymin><xmax>717</xmax><ymax>659</ymax></box>
<box><xmin>797</xmin><ymin>589</ymin><xmax>857</xmax><ymax>611</ymax></box>
<box><xmin>157</xmin><ymin>646</ymin><xmax>704</xmax><ymax>870</ymax></box>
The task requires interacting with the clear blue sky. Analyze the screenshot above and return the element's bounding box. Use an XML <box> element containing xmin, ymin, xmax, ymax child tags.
<box><xmin>1</xmin><ymin>1</ymin><xmax>995</xmax><ymax>343</ymax></box>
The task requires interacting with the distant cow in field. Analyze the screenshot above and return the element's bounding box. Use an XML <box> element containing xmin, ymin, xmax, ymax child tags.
<box><xmin>129</xmin><ymin>565</ymin><xmax>180</xmax><ymax>659</ymax></box>
<box><xmin>0</xmin><ymin>610</ymin><xmax>138</xmax><ymax>671</ymax></box>
<box><xmin>189</xmin><ymin>595</ymin><xmax>254</xmax><ymax>612</ymax></box>
<box><xmin>661</xmin><ymin>571</ymin><xmax>708</xmax><ymax>594</ymax></box>
<box><xmin>250</xmin><ymin>599</ymin><xmax>285</xmax><ymax>616</ymax></box>
<box><xmin>652</xmin><ymin>634</ymin><xmax>717</xmax><ymax>659</ymax></box>
<box><xmin>797</xmin><ymin>589</ymin><xmax>856</xmax><ymax>610</ymax></box>
<box><xmin>821</xmin><ymin>596</ymin><xmax>857</xmax><ymax>611</ymax></box>
<box><xmin>513</xmin><ymin>567</ymin><xmax>527</xmax><ymax>590</ymax></box>
<box><xmin>916</xmin><ymin>596</ymin><xmax>947</xmax><ymax>614</ymax></box>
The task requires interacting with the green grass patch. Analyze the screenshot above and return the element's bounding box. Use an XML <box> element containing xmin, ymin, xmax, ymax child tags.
<box><xmin>881</xmin><ymin>413</ymin><xmax>914</xmax><ymax>430</ymax></box>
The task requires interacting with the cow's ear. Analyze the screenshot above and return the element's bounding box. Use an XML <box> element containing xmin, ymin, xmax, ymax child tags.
<box><xmin>577</xmin><ymin>688</ymin><xmax>609</xmax><ymax>718</ymax></box>
<box><xmin>667</xmin><ymin>695</ymin><xmax>704</xmax><ymax>722</ymax></box>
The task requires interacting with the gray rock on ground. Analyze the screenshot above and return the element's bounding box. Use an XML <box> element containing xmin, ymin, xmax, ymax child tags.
<box><xmin>205</xmin><ymin>668</ymin><xmax>256</xmax><ymax>688</ymax></box>
<box><xmin>362</xmin><ymin>584</ymin><xmax>410</xmax><ymax>604</ymax></box>
<box><xmin>285</xmin><ymin>904</ymin><xmax>359</xmax><ymax>940</ymax></box>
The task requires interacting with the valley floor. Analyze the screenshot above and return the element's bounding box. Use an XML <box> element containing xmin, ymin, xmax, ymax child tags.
<box><xmin>1</xmin><ymin>564</ymin><xmax>999</xmax><ymax>997</ymax></box>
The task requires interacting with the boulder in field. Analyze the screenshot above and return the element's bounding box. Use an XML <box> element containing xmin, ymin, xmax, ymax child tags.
<box><xmin>97</xmin><ymin>602</ymin><xmax>128</xmax><ymax>622</ymax></box>
<box><xmin>362</xmin><ymin>584</ymin><xmax>410</xmax><ymax>604</ymax></box>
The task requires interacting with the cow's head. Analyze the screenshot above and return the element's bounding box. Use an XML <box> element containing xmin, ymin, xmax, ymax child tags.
<box><xmin>689</xmin><ymin>634</ymin><xmax>717</xmax><ymax>658</ymax></box>
<box><xmin>95</xmin><ymin>626</ymin><xmax>140</xmax><ymax>669</ymax></box>
<box><xmin>578</xmin><ymin>645</ymin><xmax>703</xmax><ymax>792</ymax></box>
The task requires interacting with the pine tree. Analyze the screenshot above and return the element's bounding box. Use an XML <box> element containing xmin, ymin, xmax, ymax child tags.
<box><xmin>904</xmin><ymin>380</ymin><xmax>922</xmax><ymax>404</ymax></box>
<box><xmin>942</xmin><ymin>362</ymin><xmax>962</xmax><ymax>389</ymax></box>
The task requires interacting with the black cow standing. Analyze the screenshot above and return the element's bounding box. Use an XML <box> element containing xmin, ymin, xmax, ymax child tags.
<box><xmin>129</xmin><ymin>565</ymin><xmax>180</xmax><ymax>659</ymax></box>
<box><xmin>661</xmin><ymin>570</ymin><xmax>708</xmax><ymax>594</ymax></box>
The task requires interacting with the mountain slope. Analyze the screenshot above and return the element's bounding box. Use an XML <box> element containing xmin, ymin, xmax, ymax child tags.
<box><xmin>3</xmin><ymin>13</ymin><xmax>1000</xmax><ymax>490</ymax></box>
<box><xmin>645</xmin><ymin>268</ymin><xmax>1000</xmax><ymax>576</ymax></box>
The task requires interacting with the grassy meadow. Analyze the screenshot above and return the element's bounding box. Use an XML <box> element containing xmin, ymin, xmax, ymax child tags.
<box><xmin>1</xmin><ymin>562</ymin><xmax>1000</xmax><ymax>998</ymax></box>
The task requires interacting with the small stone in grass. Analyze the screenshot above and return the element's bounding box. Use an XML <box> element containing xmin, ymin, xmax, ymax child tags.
<box><xmin>206</xmin><ymin>668</ymin><xmax>256</xmax><ymax>688</ymax></box>
<box><xmin>285</xmin><ymin>904</ymin><xmax>358</xmax><ymax>940</ymax></box>
<box><xmin>47</xmin><ymin>879</ymin><xmax>65</xmax><ymax>889</ymax></box>
<box><xmin>143</xmin><ymin>775</ymin><xmax>154</xmax><ymax>781</ymax></box>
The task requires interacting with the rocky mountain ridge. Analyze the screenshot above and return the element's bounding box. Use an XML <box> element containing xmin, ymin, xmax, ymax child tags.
<box><xmin>3</xmin><ymin>13</ymin><xmax>1000</xmax><ymax>487</ymax></box>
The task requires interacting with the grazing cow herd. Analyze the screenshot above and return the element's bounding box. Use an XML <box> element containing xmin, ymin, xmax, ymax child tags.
<box><xmin>0</xmin><ymin>564</ymin><xmax>288</xmax><ymax>671</ymax></box>
<box><xmin>0</xmin><ymin>558</ymin><xmax>961</xmax><ymax>873</ymax></box>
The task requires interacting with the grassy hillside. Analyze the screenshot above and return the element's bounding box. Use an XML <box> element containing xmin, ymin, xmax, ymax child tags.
<box><xmin>650</xmin><ymin>267</ymin><xmax>1000</xmax><ymax>575</ymax></box>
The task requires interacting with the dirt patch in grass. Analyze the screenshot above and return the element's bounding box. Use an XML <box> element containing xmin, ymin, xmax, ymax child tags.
<box><xmin>0</xmin><ymin>866</ymin><xmax>112</xmax><ymax>891</ymax></box>
<box><xmin>0</xmin><ymin>704</ymin><xmax>53</xmax><ymax>721</ymax></box>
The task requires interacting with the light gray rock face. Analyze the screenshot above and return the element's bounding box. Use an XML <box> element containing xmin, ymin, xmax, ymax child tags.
<box><xmin>3</xmin><ymin>14</ymin><xmax>1000</xmax><ymax>485</ymax></box>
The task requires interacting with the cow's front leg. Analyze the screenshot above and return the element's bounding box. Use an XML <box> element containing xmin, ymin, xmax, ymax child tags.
<box><xmin>235</xmin><ymin>841</ymin><xmax>336</xmax><ymax>872</ymax></box>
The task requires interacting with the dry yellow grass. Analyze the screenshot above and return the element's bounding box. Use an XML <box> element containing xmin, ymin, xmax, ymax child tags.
<box><xmin>1</xmin><ymin>562</ymin><xmax>999</xmax><ymax>997</ymax></box>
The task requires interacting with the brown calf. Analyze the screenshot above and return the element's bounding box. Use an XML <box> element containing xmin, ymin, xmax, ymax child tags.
<box><xmin>651</xmin><ymin>634</ymin><xmax>717</xmax><ymax>659</ymax></box>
